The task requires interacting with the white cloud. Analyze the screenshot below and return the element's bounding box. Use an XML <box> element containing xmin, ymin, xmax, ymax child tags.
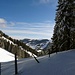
<box><xmin>0</xmin><ymin>18</ymin><xmax>7</xmax><ymax>28</ymax></box>
<box><xmin>39</xmin><ymin>0</ymin><xmax>50</xmax><ymax>4</ymax></box>
<box><xmin>32</xmin><ymin>0</ymin><xmax>57</xmax><ymax>5</ymax></box>
<box><xmin>15</xmin><ymin>21</ymin><xmax>54</xmax><ymax>28</ymax></box>
<box><xmin>32</xmin><ymin>0</ymin><xmax>50</xmax><ymax>5</ymax></box>
<box><xmin>2</xmin><ymin>29</ymin><xmax>51</xmax><ymax>36</ymax></box>
<box><xmin>0</xmin><ymin>18</ymin><xmax>6</xmax><ymax>23</ymax></box>
<box><xmin>9</xmin><ymin>22</ymin><xmax>15</xmax><ymax>26</ymax></box>
<box><xmin>0</xmin><ymin>18</ymin><xmax>16</xmax><ymax>28</ymax></box>
<box><xmin>1</xmin><ymin>19</ymin><xmax>55</xmax><ymax>40</ymax></box>
<box><xmin>2</xmin><ymin>29</ymin><xmax>52</xmax><ymax>40</ymax></box>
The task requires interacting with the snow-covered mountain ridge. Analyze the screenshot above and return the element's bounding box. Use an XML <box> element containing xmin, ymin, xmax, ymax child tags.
<box><xmin>20</xmin><ymin>39</ymin><xmax>52</xmax><ymax>50</ymax></box>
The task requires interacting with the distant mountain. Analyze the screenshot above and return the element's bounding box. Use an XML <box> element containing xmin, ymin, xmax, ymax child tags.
<box><xmin>20</xmin><ymin>39</ymin><xmax>52</xmax><ymax>51</ymax></box>
<box><xmin>0</xmin><ymin>30</ymin><xmax>38</xmax><ymax>58</ymax></box>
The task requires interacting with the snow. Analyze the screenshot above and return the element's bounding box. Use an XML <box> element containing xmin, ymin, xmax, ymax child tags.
<box><xmin>25</xmin><ymin>50</ymin><xmax>37</xmax><ymax>57</ymax></box>
<box><xmin>26</xmin><ymin>39</ymin><xmax>50</xmax><ymax>50</ymax></box>
<box><xmin>19</xmin><ymin>46</ymin><xmax>37</xmax><ymax>57</ymax></box>
<box><xmin>0</xmin><ymin>48</ymin><xmax>15</xmax><ymax>62</ymax></box>
<box><xmin>1</xmin><ymin>36</ymin><xmax>37</xmax><ymax>57</ymax></box>
<box><xmin>1</xmin><ymin>49</ymin><xmax>75</xmax><ymax>75</ymax></box>
<box><xmin>2</xmin><ymin>36</ymin><xmax>14</xmax><ymax>45</ymax></box>
<box><xmin>26</xmin><ymin>43</ymin><xmax>36</xmax><ymax>49</ymax></box>
<box><xmin>37</xmin><ymin>50</ymin><xmax>42</xmax><ymax>52</ymax></box>
<box><xmin>40</xmin><ymin>41</ymin><xmax>50</xmax><ymax>49</ymax></box>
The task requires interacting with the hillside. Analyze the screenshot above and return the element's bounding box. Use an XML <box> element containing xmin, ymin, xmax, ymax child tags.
<box><xmin>0</xmin><ymin>48</ymin><xmax>14</xmax><ymax>62</ymax></box>
<box><xmin>0</xmin><ymin>30</ymin><xmax>38</xmax><ymax>58</ymax></box>
<box><xmin>1</xmin><ymin>49</ymin><xmax>75</xmax><ymax>75</ymax></box>
<box><xmin>20</xmin><ymin>39</ymin><xmax>52</xmax><ymax>50</ymax></box>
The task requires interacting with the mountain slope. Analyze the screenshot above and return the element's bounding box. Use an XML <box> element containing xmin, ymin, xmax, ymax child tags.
<box><xmin>1</xmin><ymin>49</ymin><xmax>75</xmax><ymax>75</ymax></box>
<box><xmin>0</xmin><ymin>30</ymin><xmax>38</xmax><ymax>58</ymax></box>
<box><xmin>0</xmin><ymin>48</ymin><xmax>14</xmax><ymax>62</ymax></box>
<box><xmin>21</xmin><ymin>39</ymin><xmax>51</xmax><ymax>50</ymax></box>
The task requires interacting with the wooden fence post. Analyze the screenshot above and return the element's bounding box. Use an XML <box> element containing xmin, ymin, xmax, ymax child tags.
<box><xmin>15</xmin><ymin>53</ymin><xmax>18</xmax><ymax>75</ymax></box>
<box><xmin>0</xmin><ymin>63</ymin><xmax>1</xmax><ymax>75</ymax></box>
<box><xmin>34</xmin><ymin>56</ymin><xmax>40</xmax><ymax>63</ymax></box>
<box><xmin>48</xmin><ymin>49</ymin><xmax>50</xmax><ymax>57</ymax></box>
<box><xmin>32</xmin><ymin>54</ymin><xmax>40</xmax><ymax>63</ymax></box>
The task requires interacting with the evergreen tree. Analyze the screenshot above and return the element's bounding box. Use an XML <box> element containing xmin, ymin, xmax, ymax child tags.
<box><xmin>52</xmin><ymin>0</ymin><xmax>75</xmax><ymax>52</ymax></box>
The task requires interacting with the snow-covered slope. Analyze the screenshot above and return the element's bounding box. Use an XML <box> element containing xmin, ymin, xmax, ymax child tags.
<box><xmin>21</xmin><ymin>39</ymin><xmax>51</xmax><ymax>50</ymax></box>
<box><xmin>0</xmin><ymin>48</ymin><xmax>14</xmax><ymax>62</ymax></box>
<box><xmin>0</xmin><ymin>30</ymin><xmax>38</xmax><ymax>57</ymax></box>
<box><xmin>1</xmin><ymin>49</ymin><xmax>75</xmax><ymax>75</ymax></box>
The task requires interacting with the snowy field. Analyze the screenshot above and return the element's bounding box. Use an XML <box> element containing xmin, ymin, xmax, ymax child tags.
<box><xmin>0</xmin><ymin>48</ymin><xmax>14</xmax><ymax>62</ymax></box>
<box><xmin>1</xmin><ymin>49</ymin><xmax>75</xmax><ymax>75</ymax></box>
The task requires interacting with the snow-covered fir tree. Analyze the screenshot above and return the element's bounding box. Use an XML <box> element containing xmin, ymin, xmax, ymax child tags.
<box><xmin>52</xmin><ymin>0</ymin><xmax>75</xmax><ymax>52</ymax></box>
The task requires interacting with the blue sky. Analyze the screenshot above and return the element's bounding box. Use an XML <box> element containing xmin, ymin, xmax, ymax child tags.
<box><xmin>0</xmin><ymin>0</ymin><xmax>58</xmax><ymax>40</ymax></box>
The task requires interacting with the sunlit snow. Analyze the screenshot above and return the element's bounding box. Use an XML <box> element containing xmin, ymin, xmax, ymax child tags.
<box><xmin>0</xmin><ymin>48</ymin><xmax>14</xmax><ymax>62</ymax></box>
<box><xmin>1</xmin><ymin>49</ymin><xmax>75</xmax><ymax>75</ymax></box>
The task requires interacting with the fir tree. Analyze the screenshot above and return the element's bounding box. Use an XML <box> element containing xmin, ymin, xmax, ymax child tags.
<box><xmin>52</xmin><ymin>0</ymin><xmax>75</xmax><ymax>52</ymax></box>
